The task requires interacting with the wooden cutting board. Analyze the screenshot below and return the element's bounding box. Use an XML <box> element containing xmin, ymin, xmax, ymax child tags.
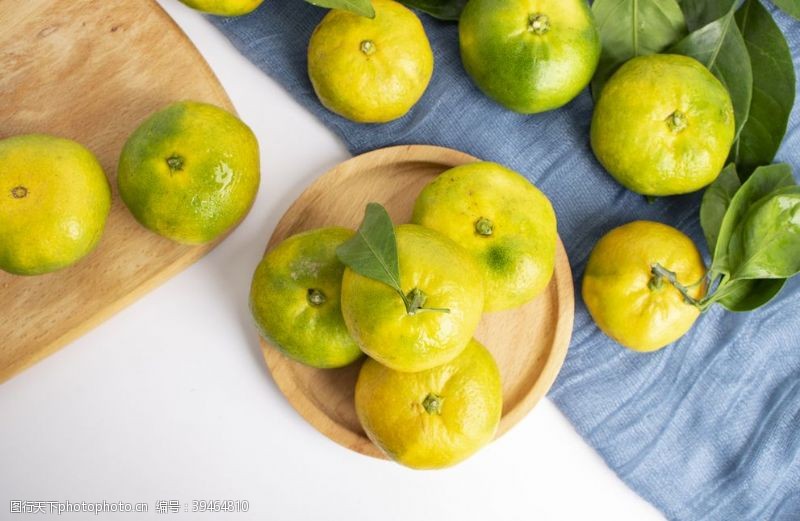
<box><xmin>260</xmin><ymin>145</ymin><xmax>574</xmax><ymax>458</ymax></box>
<box><xmin>0</xmin><ymin>1</ymin><xmax>236</xmax><ymax>383</ymax></box>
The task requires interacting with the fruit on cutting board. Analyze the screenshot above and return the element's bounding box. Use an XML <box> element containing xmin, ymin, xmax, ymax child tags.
<box><xmin>412</xmin><ymin>161</ymin><xmax>557</xmax><ymax>311</ymax></box>
<box><xmin>340</xmin><ymin>223</ymin><xmax>484</xmax><ymax>372</ymax></box>
<box><xmin>117</xmin><ymin>100</ymin><xmax>260</xmax><ymax>245</ymax></box>
<box><xmin>250</xmin><ymin>227</ymin><xmax>363</xmax><ymax>369</ymax></box>
<box><xmin>591</xmin><ymin>54</ymin><xmax>735</xmax><ymax>196</ymax></box>
<box><xmin>0</xmin><ymin>134</ymin><xmax>111</xmax><ymax>276</ymax></box>
<box><xmin>307</xmin><ymin>0</ymin><xmax>434</xmax><ymax>123</ymax></box>
<box><xmin>178</xmin><ymin>0</ymin><xmax>263</xmax><ymax>16</ymax></box>
<box><xmin>355</xmin><ymin>338</ymin><xmax>502</xmax><ymax>469</ymax></box>
<box><xmin>459</xmin><ymin>0</ymin><xmax>600</xmax><ymax>113</ymax></box>
<box><xmin>582</xmin><ymin>220</ymin><xmax>706</xmax><ymax>352</ymax></box>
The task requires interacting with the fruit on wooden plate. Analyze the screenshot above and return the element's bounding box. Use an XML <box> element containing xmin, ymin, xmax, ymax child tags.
<box><xmin>307</xmin><ymin>0</ymin><xmax>434</xmax><ymax>123</ymax></box>
<box><xmin>590</xmin><ymin>54</ymin><xmax>735</xmax><ymax>196</ymax></box>
<box><xmin>340</xmin><ymin>224</ymin><xmax>484</xmax><ymax>372</ymax></box>
<box><xmin>0</xmin><ymin>134</ymin><xmax>111</xmax><ymax>276</ymax></box>
<box><xmin>355</xmin><ymin>338</ymin><xmax>502</xmax><ymax>469</ymax></box>
<box><xmin>250</xmin><ymin>227</ymin><xmax>363</xmax><ymax>369</ymax></box>
<box><xmin>178</xmin><ymin>0</ymin><xmax>263</xmax><ymax>16</ymax></box>
<box><xmin>117</xmin><ymin>101</ymin><xmax>260</xmax><ymax>245</ymax></box>
<box><xmin>582</xmin><ymin>220</ymin><xmax>706</xmax><ymax>352</ymax></box>
<box><xmin>412</xmin><ymin>161</ymin><xmax>557</xmax><ymax>311</ymax></box>
<box><xmin>459</xmin><ymin>0</ymin><xmax>600</xmax><ymax>113</ymax></box>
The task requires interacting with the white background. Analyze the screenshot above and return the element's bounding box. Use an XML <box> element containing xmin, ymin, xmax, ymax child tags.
<box><xmin>0</xmin><ymin>2</ymin><xmax>663</xmax><ymax>519</ymax></box>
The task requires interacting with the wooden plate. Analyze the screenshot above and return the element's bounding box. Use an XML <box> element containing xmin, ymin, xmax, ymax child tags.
<box><xmin>0</xmin><ymin>1</ymin><xmax>235</xmax><ymax>383</ymax></box>
<box><xmin>261</xmin><ymin>145</ymin><xmax>574</xmax><ymax>458</ymax></box>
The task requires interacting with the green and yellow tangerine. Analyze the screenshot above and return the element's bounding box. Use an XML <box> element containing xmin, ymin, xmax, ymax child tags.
<box><xmin>590</xmin><ymin>54</ymin><xmax>735</xmax><ymax>196</ymax></box>
<box><xmin>459</xmin><ymin>0</ymin><xmax>600</xmax><ymax>114</ymax></box>
<box><xmin>0</xmin><ymin>134</ymin><xmax>111</xmax><ymax>275</ymax></box>
<box><xmin>412</xmin><ymin>162</ymin><xmax>557</xmax><ymax>311</ymax></box>
<box><xmin>341</xmin><ymin>224</ymin><xmax>485</xmax><ymax>372</ymax></box>
<box><xmin>250</xmin><ymin>227</ymin><xmax>363</xmax><ymax>369</ymax></box>
<box><xmin>117</xmin><ymin>100</ymin><xmax>260</xmax><ymax>244</ymax></box>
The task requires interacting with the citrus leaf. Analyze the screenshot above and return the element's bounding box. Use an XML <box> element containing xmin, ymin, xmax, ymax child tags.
<box><xmin>398</xmin><ymin>0</ymin><xmax>466</xmax><ymax>20</ymax></box>
<box><xmin>771</xmin><ymin>0</ymin><xmax>800</xmax><ymax>20</ymax></box>
<box><xmin>304</xmin><ymin>0</ymin><xmax>375</xmax><ymax>17</ymax></box>
<box><xmin>336</xmin><ymin>203</ymin><xmax>402</xmax><ymax>292</ymax></box>
<box><xmin>728</xmin><ymin>186</ymin><xmax>800</xmax><ymax>279</ymax></box>
<box><xmin>716</xmin><ymin>278</ymin><xmax>786</xmax><ymax>311</ymax></box>
<box><xmin>733</xmin><ymin>0</ymin><xmax>796</xmax><ymax>178</ymax></box>
<box><xmin>711</xmin><ymin>163</ymin><xmax>795</xmax><ymax>275</ymax></box>
<box><xmin>700</xmin><ymin>163</ymin><xmax>741</xmax><ymax>254</ymax></box>
<box><xmin>678</xmin><ymin>0</ymin><xmax>738</xmax><ymax>30</ymax></box>
<box><xmin>670</xmin><ymin>8</ymin><xmax>753</xmax><ymax>137</ymax></box>
<box><xmin>591</xmin><ymin>0</ymin><xmax>687</xmax><ymax>98</ymax></box>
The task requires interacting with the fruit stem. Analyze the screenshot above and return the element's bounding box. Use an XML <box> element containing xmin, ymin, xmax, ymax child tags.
<box><xmin>649</xmin><ymin>263</ymin><xmax>702</xmax><ymax>308</ymax></box>
<box><xmin>403</xmin><ymin>287</ymin><xmax>450</xmax><ymax>315</ymax></box>
<box><xmin>166</xmin><ymin>154</ymin><xmax>184</xmax><ymax>172</ymax></box>
<box><xmin>475</xmin><ymin>217</ymin><xmax>494</xmax><ymax>237</ymax></box>
<box><xmin>360</xmin><ymin>40</ymin><xmax>376</xmax><ymax>56</ymax></box>
<box><xmin>665</xmin><ymin>111</ymin><xmax>688</xmax><ymax>133</ymax></box>
<box><xmin>422</xmin><ymin>393</ymin><xmax>443</xmax><ymax>415</ymax></box>
<box><xmin>528</xmin><ymin>13</ymin><xmax>550</xmax><ymax>35</ymax></box>
<box><xmin>307</xmin><ymin>288</ymin><xmax>327</xmax><ymax>307</ymax></box>
<box><xmin>11</xmin><ymin>186</ymin><xmax>28</xmax><ymax>199</ymax></box>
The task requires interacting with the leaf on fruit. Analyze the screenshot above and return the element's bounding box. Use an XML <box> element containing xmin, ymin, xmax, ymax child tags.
<box><xmin>304</xmin><ymin>0</ymin><xmax>375</xmax><ymax>18</ymax></box>
<box><xmin>669</xmin><ymin>7</ymin><xmax>753</xmax><ymax>137</ymax></box>
<box><xmin>701</xmin><ymin>164</ymin><xmax>741</xmax><ymax>254</ymax></box>
<box><xmin>591</xmin><ymin>0</ymin><xmax>687</xmax><ymax>98</ymax></box>
<box><xmin>771</xmin><ymin>0</ymin><xmax>800</xmax><ymax>20</ymax></box>
<box><xmin>337</xmin><ymin>202</ymin><xmax>403</xmax><ymax>292</ymax></box>
<box><xmin>398</xmin><ymin>0</ymin><xmax>466</xmax><ymax>20</ymax></box>
<box><xmin>733</xmin><ymin>0</ymin><xmax>796</xmax><ymax>178</ymax></box>
<box><xmin>728</xmin><ymin>186</ymin><xmax>800</xmax><ymax>280</ymax></box>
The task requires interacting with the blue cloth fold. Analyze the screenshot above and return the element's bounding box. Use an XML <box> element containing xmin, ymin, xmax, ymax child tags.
<box><xmin>210</xmin><ymin>3</ymin><xmax>800</xmax><ymax>519</ymax></box>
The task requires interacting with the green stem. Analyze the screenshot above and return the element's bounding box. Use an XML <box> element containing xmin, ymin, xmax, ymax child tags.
<box><xmin>649</xmin><ymin>263</ymin><xmax>703</xmax><ymax>308</ymax></box>
<box><xmin>401</xmin><ymin>287</ymin><xmax>450</xmax><ymax>315</ymax></box>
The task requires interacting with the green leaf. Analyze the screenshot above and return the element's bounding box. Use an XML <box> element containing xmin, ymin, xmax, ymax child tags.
<box><xmin>728</xmin><ymin>186</ymin><xmax>800</xmax><ymax>279</ymax></box>
<box><xmin>397</xmin><ymin>0</ymin><xmax>466</xmax><ymax>20</ymax></box>
<box><xmin>304</xmin><ymin>0</ymin><xmax>374</xmax><ymax>17</ymax></box>
<box><xmin>700</xmin><ymin>163</ymin><xmax>741</xmax><ymax>254</ymax></box>
<box><xmin>670</xmin><ymin>8</ymin><xmax>753</xmax><ymax>137</ymax></box>
<box><xmin>336</xmin><ymin>203</ymin><xmax>403</xmax><ymax>293</ymax></box>
<box><xmin>591</xmin><ymin>0</ymin><xmax>687</xmax><ymax>97</ymax></box>
<box><xmin>716</xmin><ymin>278</ymin><xmax>786</xmax><ymax>311</ymax></box>
<box><xmin>733</xmin><ymin>0</ymin><xmax>796</xmax><ymax>178</ymax></box>
<box><xmin>678</xmin><ymin>0</ymin><xmax>738</xmax><ymax>29</ymax></box>
<box><xmin>712</xmin><ymin>163</ymin><xmax>796</xmax><ymax>275</ymax></box>
<box><xmin>771</xmin><ymin>0</ymin><xmax>800</xmax><ymax>20</ymax></box>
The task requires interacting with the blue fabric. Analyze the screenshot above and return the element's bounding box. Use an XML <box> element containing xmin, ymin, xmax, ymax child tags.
<box><xmin>210</xmin><ymin>3</ymin><xmax>800</xmax><ymax>519</ymax></box>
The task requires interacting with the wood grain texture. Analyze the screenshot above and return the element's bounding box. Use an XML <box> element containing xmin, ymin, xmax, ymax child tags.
<box><xmin>261</xmin><ymin>145</ymin><xmax>574</xmax><ymax>459</ymax></box>
<box><xmin>0</xmin><ymin>0</ymin><xmax>235</xmax><ymax>383</ymax></box>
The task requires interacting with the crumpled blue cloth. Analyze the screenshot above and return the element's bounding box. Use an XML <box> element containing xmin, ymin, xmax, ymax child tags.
<box><xmin>210</xmin><ymin>3</ymin><xmax>800</xmax><ymax>519</ymax></box>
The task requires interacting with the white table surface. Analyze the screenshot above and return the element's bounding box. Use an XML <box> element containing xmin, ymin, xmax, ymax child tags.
<box><xmin>0</xmin><ymin>2</ymin><xmax>664</xmax><ymax>519</ymax></box>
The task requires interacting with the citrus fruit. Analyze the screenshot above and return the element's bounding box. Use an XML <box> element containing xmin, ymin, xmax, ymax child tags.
<box><xmin>355</xmin><ymin>338</ymin><xmax>502</xmax><ymax>469</ymax></box>
<box><xmin>459</xmin><ymin>0</ymin><xmax>600</xmax><ymax>114</ymax></box>
<box><xmin>250</xmin><ymin>227</ymin><xmax>363</xmax><ymax>368</ymax></box>
<box><xmin>0</xmin><ymin>134</ymin><xmax>111</xmax><ymax>276</ymax></box>
<box><xmin>591</xmin><ymin>54</ymin><xmax>735</xmax><ymax>196</ymax></box>
<box><xmin>412</xmin><ymin>162</ymin><xmax>557</xmax><ymax>311</ymax></box>
<box><xmin>582</xmin><ymin>221</ymin><xmax>706</xmax><ymax>352</ymax></box>
<box><xmin>341</xmin><ymin>224</ymin><xmax>484</xmax><ymax>372</ymax></box>
<box><xmin>117</xmin><ymin>101</ymin><xmax>260</xmax><ymax>245</ymax></box>
<box><xmin>178</xmin><ymin>0</ymin><xmax>263</xmax><ymax>16</ymax></box>
<box><xmin>307</xmin><ymin>0</ymin><xmax>434</xmax><ymax>123</ymax></box>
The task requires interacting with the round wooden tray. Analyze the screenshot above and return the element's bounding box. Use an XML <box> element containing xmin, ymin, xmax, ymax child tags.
<box><xmin>260</xmin><ymin>145</ymin><xmax>574</xmax><ymax>458</ymax></box>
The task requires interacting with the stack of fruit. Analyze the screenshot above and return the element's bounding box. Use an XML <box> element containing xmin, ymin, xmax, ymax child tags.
<box><xmin>249</xmin><ymin>161</ymin><xmax>557</xmax><ymax>468</ymax></box>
